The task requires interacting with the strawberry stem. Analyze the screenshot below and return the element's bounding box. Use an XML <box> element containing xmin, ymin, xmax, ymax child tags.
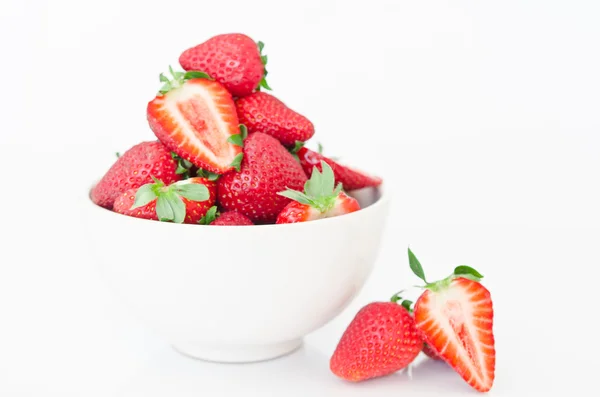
<box><xmin>407</xmin><ymin>248</ymin><xmax>485</xmax><ymax>291</ymax></box>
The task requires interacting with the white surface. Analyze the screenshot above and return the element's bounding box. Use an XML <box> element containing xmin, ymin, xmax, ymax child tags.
<box><xmin>1</xmin><ymin>0</ymin><xmax>599</xmax><ymax>395</ymax></box>
<box><xmin>85</xmin><ymin>187</ymin><xmax>388</xmax><ymax>362</ymax></box>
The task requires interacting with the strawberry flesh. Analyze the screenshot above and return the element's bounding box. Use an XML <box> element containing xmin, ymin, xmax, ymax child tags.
<box><xmin>414</xmin><ymin>278</ymin><xmax>495</xmax><ymax>392</ymax></box>
<box><xmin>147</xmin><ymin>78</ymin><xmax>242</xmax><ymax>174</ymax></box>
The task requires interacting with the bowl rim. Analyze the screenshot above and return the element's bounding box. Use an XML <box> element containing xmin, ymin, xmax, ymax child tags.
<box><xmin>86</xmin><ymin>183</ymin><xmax>390</xmax><ymax>229</ymax></box>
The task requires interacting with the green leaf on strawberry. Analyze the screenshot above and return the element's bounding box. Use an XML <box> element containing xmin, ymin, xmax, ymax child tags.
<box><xmin>183</xmin><ymin>71</ymin><xmax>212</xmax><ymax>80</ymax></box>
<box><xmin>278</xmin><ymin>161</ymin><xmax>342</xmax><ymax>213</ymax></box>
<box><xmin>159</xmin><ymin>66</ymin><xmax>213</xmax><ymax>95</ymax></box>
<box><xmin>230</xmin><ymin>153</ymin><xmax>244</xmax><ymax>172</ymax></box>
<box><xmin>197</xmin><ymin>168</ymin><xmax>220</xmax><ymax>181</ymax></box>
<box><xmin>198</xmin><ymin>205</ymin><xmax>219</xmax><ymax>225</ymax></box>
<box><xmin>408</xmin><ymin>248</ymin><xmax>428</xmax><ymax>283</ymax></box>
<box><xmin>131</xmin><ymin>184</ymin><xmax>158</xmax><ymax>209</ymax></box>
<box><xmin>129</xmin><ymin>177</ymin><xmax>210</xmax><ymax>224</ymax></box>
<box><xmin>256</xmin><ymin>40</ymin><xmax>272</xmax><ymax>91</ymax></box>
<box><xmin>174</xmin><ymin>181</ymin><xmax>209</xmax><ymax>201</ymax></box>
<box><xmin>454</xmin><ymin>265</ymin><xmax>484</xmax><ymax>281</ymax></box>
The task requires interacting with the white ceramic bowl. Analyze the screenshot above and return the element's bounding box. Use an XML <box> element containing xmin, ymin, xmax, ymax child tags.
<box><xmin>84</xmin><ymin>185</ymin><xmax>389</xmax><ymax>363</ymax></box>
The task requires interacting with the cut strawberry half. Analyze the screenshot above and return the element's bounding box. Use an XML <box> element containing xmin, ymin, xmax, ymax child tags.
<box><xmin>147</xmin><ymin>67</ymin><xmax>243</xmax><ymax>174</ymax></box>
<box><xmin>409</xmin><ymin>249</ymin><xmax>496</xmax><ymax>392</ymax></box>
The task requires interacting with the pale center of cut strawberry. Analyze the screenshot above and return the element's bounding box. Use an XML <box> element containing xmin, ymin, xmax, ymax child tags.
<box><xmin>176</xmin><ymin>99</ymin><xmax>222</xmax><ymax>154</ymax></box>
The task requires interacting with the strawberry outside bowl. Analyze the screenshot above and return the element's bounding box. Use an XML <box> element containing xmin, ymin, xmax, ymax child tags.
<box><xmin>84</xmin><ymin>184</ymin><xmax>389</xmax><ymax>363</ymax></box>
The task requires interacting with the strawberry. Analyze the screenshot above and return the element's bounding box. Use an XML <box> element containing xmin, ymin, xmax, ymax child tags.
<box><xmin>422</xmin><ymin>343</ymin><xmax>442</xmax><ymax>360</ymax></box>
<box><xmin>330</xmin><ymin>302</ymin><xmax>423</xmax><ymax>382</ymax></box>
<box><xmin>199</xmin><ymin>206</ymin><xmax>254</xmax><ymax>226</ymax></box>
<box><xmin>147</xmin><ymin>67</ymin><xmax>243</xmax><ymax>175</ymax></box>
<box><xmin>296</xmin><ymin>146</ymin><xmax>382</xmax><ymax>191</ymax></box>
<box><xmin>179</xmin><ymin>33</ymin><xmax>269</xmax><ymax>97</ymax></box>
<box><xmin>91</xmin><ymin>141</ymin><xmax>181</xmax><ymax>209</ymax></box>
<box><xmin>276</xmin><ymin>161</ymin><xmax>360</xmax><ymax>224</ymax></box>
<box><xmin>235</xmin><ymin>92</ymin><xmax>315</xmax><ymax>147</ymax></box>
<box><xmin>408</xmin><ymin>249</ymin><xmax>496</xmax><ymax>392</ymax></box>
<box><xmin>113</xmin><ymin>177</ymin><xmax>216</xmax><ymax>224</ymax></box>
<box><xmin>217</xmin><ymin>132</ymin><xmax>307</xmax><ymax>223</ymax></box>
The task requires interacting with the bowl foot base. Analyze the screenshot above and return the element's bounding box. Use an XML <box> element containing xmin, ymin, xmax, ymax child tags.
<box><xmin>172</xmin><ymin>338</ymin><xmax>303</xmax><ymax>363</ymax></box>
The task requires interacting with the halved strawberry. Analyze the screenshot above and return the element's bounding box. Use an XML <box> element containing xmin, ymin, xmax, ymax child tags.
<box><xmin>409</xmin><ymin>249</ymin><xmax>496</xmax><ymax>392</ymax></box>
<box><xmin>296</xmin><ymin>147</ymin><xmax>382</xmax><ymax>191</ymax></box>
<box><xmin>276</xmin><ymin>161</ymin><xmax>360</xmax><ymax>224</ymax></box>
<box><xmin>147</xmin><ymin>67</ymin><xmax>243</xmax><ymax>174</ymax></box>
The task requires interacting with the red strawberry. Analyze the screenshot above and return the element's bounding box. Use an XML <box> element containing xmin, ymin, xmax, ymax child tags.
<box><xmin>91</xmin><ymin>141</ymin><xmax>181</xmax><ymax>209</ymax></box>
<box><xmin>113</xmin><ymin>177</ymin><xmax>216</xmax><ymax>224</ymax></box>
<box><xmin>422</xmin><ymin>343</ymin><xmax>442</xmax><ymax>360</ymax></box>
<box><xmin>408</xmin><ymin>249</ymin><xmax>495</xmax><ymax>392</ymax></box>
<box><xmin>179</xmin><ymin>33</ymin><xmax>269</xmax><ymax>97</ymax></box>
<box><xmin>236</xmin><ymin>92</ymin><xmax>315</xmax><ymax>147</ymax></box>
<box><xmin>296</xmin><ymin>147</ymin><xmax>382</xmax><ymax>191</ymax></box>
<box><xmin>199</xmin><ymin>206</ymin><xmax>254</xmax><ymax>226</ymax></box>
<box><xmin>147</xmin><ymin>68</ymin><xmax>243</xmax><ymax>175</ymax></box>
<box><xmin>217</xmin><ymin>132</ymin><xmax>307</xmax><ymax>223</ymax></box>
<box><xmin>330</xmin><ymin>302</ymin><xmax>423</xmax><ymax>382</ymax></box>
<box><xmin>276</xmin><ymin>161</ymin><xmax>360</xmax><ymax>224</ymax></box>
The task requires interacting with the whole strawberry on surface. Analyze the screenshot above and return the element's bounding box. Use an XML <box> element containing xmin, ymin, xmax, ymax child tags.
<box><xmin>198</xmin><ymin>206</ymin><xmax>254</xmax><ymax>226</ymax></box>
<box><xmin>114</xmin><ymin>177</ymin><xmax>216</xmax><ymax>224</ymax></box>
<box><xmin>330</xmin><ymin>301</ymin><xmax>423</xmax><ymax>382</ymax></box>
<box><xmin>217</xmin><ymin>132</ymin><xmax>307</xmax><ymax>223</ymax></box>
<box><xmin>179</xmin><ymin>33</ymin><xmax>269</xmax><ymax>97</ymax></box>
<box><xmin>236</xmin><ymin>92</ymin><xmax>314</xmax><ymax>147</ymax></box>
<box><xmin>276</xmin><ymin>161</ymin><xmax>360</xmax><ymax>224</ymax></box>
<box><xmin>91</xmin><ymin>141</ymin><xmax>181</xmax><ymax>209</ymax></box>
<box><xmin>408</xmin><ymin>249</ymin><xmax>496</xmax><ymax>392</ymax></box>
<box><xmin>296</xmin><ymin>146</ymin><xmax>382</xmax><ymax>191</ymax></box>
<box><xmin>147</xmin><ymin>67</ymin><xmax>243</xmax><ymax>175</ymax></box>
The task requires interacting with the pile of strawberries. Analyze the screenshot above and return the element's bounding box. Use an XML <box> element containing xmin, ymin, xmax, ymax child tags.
<box><xmin>330</xmin><ymin>249</ymin><xmax>496</xmax><ymax>393</ymax></box>
<box><xmin>91</xmin><ymin>33</ymin><xmax>382</xmax><ymax>225</ymax></box>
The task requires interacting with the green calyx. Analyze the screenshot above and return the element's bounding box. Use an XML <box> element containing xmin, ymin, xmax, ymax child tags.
<box><xmin>170</xmin><ymin>152</ymin><xmax>195</xmax><ymax>179</ymax></box>
<box><xmin>256</xmin><ymin>41</ymin><xmax>272</xmax><ymax>91</ymax></box>
<box><xmin>130</xmin><ymin>176</ymin><xmax>210</xmax><ymax>224</ymax></box>
<box><xmin>390</xmin><ymin>290</ymin><xmax>414</xmax><ymax>313</ymax></box>
<box><xmin>227</xmin><ymin>124</ymin><xmax>248</xmax><ymax>148</ymax></box>
<box><xmin>289</xmin><ymin>140</ymin><xmax>305</xmax><ymax>161</ymax></box>
<box><xmin>196</xmin><ymin>168</ymin><xmax>220</xmax><ymax>181</ymax></box>
<box><xmin>408</xmin><ymin>248</ymin><xmax>485</xmax><ymax>292</ymax></box>
<box><xmin>158</xmin><ymin>66</ymin><xmax>212</xmax><ymax>95</ymax></box>
<box><xmin>277</xmin><ymin>161</ymin><xmax>342</xmax><ymax>213</ymax></box>
<box><xmin>198</xmin><ymin>205</ymin><xmax>219</xmax><ymax>225</ymax></box>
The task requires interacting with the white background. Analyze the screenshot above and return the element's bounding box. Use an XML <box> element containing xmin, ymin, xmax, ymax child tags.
<box><xmin>1</xmin><ymin>0</ymin><xmax>599</xmax><ymax>395</ymax></box>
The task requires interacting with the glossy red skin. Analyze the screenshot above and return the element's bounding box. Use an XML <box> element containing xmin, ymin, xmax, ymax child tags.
<box><xmin>330</xmin><ymin>302</ymin><xmax>423</xmax><ymax>382</ymax></box>
<box><xmin>236</xmin><ymin>92</ymin><xmax>315</xmax><ymax>147</ymax></box>
<box><xmin>91</xmin><ymin>141</ymin><xmax>181</xmax><ymax>209</ymax></box>
<box><xmin>422</xmin><ymin>343</ymin><xmax>443</xmax><ymax>360</ymax></box>
<box><xmin>113</xmin><ymin>177</ymin><xmax>217</xmax><ymax>224</ymax></box>
<box><xmin>179</xmin><ymin>33</ymin><xmax>263</xmax><ymax>98</ymax></box>
<box><xmin>147</xmin><ymin>79</ymin><xmax>241</xmax><ymax>174</ymax></box>
<box><xmin>211</xmin><ymin>211</ymin><xmax>254</xmax><ymax>226</ymax></box>
<box><xmin>414</xmin><ymin>278</ymin><xmax>495</xmax><ymax>392</ymax></box>
<box><xmin>217</xmin><ymin>133</ymin><xmax>307</xmax><ymax>224</ymax></box>
<box><xmin>297</xmin><ymin>147</ymin><xmax>382</xmax><ymax>191</ymax></box>
<box><xmin>276</xmin><ymin>192</ymin><xmax>360</xmax><ymax>224</ymax></box>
